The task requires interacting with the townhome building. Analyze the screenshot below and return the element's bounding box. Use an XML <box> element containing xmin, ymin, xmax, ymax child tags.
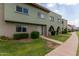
<box><xmin>62</xmin><ymin>19</ymin><xmax>67</xmax><ymax>30</ymax></box>
<box><xmin>48</xmin><ymin>12</ymin><xmax>63</xmax><ymax>35</ymax></box>
<box><xmin>0</xmin><ymin>3</ymin><xmax>67</xmax><ymax>37</ymax></box>
<box><xmin>67</xmin><ymin>24</ymin><xmax>76</xmax><ymax>32</ymax></box>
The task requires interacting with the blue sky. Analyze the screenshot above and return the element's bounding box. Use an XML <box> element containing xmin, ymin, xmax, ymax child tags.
<box><xmin>40</xmin><ymin>3</ymin><xmax>79</xmax><ymax>27</ymax></box>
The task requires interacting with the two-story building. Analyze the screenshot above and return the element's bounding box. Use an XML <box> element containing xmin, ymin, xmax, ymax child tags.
<box><xmin>62</xmin><ymin>19</ymin><xmax>67</xmax><ymax>31</ymax></box>
<box><xmin>0</xmin><ymin>3</ymin><xmax>67</xmax><ymax>37</ymax></box>
<box><xmin>48</xmin><ymin>12</ymin><xmax>63</xmax><ymax>35</ymax></box>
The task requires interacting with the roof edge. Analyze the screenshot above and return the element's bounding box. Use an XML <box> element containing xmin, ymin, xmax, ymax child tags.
<box><xmin>26</xmin><ymin>3</ymin><xmax>51</xmax><ymax>13</ymax></box>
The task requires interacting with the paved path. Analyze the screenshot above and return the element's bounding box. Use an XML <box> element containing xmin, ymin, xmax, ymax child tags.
<box><xmin>45</xmin><ymin>32</ymin><xmax>78</xmax><ymax>56</ymax></box>
<box><xmin>40</xmin><ymin>36</ymin><xmax>63</xmax><ymax>45</ymax></box>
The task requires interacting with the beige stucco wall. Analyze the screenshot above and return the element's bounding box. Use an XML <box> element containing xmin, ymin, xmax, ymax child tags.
<box><xmin>28</xmin><ymin>25</ymin><xmax>42</xmax><ymax>34</ymax></box>
<box><xmin>28</xmin><ymin>24</ymin><xmax>47</xmax><ymax>36</ymax></box>
<box><xmin>0</xmin><ymin>4</ymin><xmax>16</xmax><ymax>37</ymax></box>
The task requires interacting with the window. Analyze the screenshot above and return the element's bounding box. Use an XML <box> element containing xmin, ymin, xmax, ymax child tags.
<box><xmin>16</xmin><ymin>24</ymin><xmax>27</xmax><ymax>32</ymax></box>
<box><xmin>16</xmin><ymin>6</ymin><xmax>22</xmax><ymax>12</ymax></box>
<box><xmin>23</xmin><ymin>27</ymin><xmax>26</xmax><ymax>32</ymax></box>
<box><xmin>16</xmin><ymin>26</ymin><xmax>21</xmax><ymax>32</ymax></box>
<box><xmin>23</xmin><ymin>8</ymin><xmax>28</xmax><ymax>14</ymax></box>
<box><xmin>16</xmin><ymin>6</ymin><xmax>29</xmax><ymax>15</ymax></box>
<box><xmin>38</xmin><ymin>12</ymin><xmax>45</xmax><ymax>19</ymax></box>
<box><xmin>62</xmin><ymin>21</ymin><xmax>64</xmax><ymax>24</ymax></box>
<box><xmin>58</xmin><ymin>19</ymin><xmax>61</xmax><ymax>22</ymax></box>
<box><xmin>50</xmin><ymin>16</ymin><xmax>54</xmax><ymax>21</ymax></box>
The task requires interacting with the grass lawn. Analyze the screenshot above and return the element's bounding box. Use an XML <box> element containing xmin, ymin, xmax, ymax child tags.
<box><xmin>49</xmin><ymin>32</ymin><xmax>71</xmax><ymax>42</ymax></box>
<box><xmin>76</xmin><ymin>31</ymin><xmax>79</xmax><ymax>56</ymax></box>
<box><xmin>77</xmin><ymin>31</ymin><xmax>79</xmax><ymax>37</ymax></box>
<box><xmin>0</xmin><ymin>38</ymin><xmax>53</xmax><ymax>56</ymax></box>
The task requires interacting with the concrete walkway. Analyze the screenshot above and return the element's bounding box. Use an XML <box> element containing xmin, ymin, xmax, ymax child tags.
<box><xmin>45</xmin><ymin>32</ymin><xmax>78</xmax><ymax>56</ymax></box>
<box><xmin>40</xmin><ymin>36</ymin><xmax>63</xmax><ymax>45</ymax></box>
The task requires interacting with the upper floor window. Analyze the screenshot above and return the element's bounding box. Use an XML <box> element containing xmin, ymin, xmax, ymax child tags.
<box><xmin>38</xmin><ymin>12</ymin><xmax>45</xmax><ymax>19</ymax></box>
<box><xmin>62</xmin><ymin>21</ymin><xmax>64</xmax><ymax>24</ymax></box>
<box><xmin>16</xmin><ymin>24</ymin><xmax>27</xmax><ymax>32</ymax></box>
<box><xmin>50</xmin><ymin>16</ymin><xmax>54</xmax><ymax>21</ymax></box>
<box><xmin>16</xmin><ymin>6</ymin><xmax>22</xmax><ymax>13</ymax></box>
<box><xmin>16</xmin><ymin>6</ymin><xmax>28</xmax><ymax>15</ymax></box>
<box><xmin>58</xmin><ymin>18</ymin><xmax>61</xmax><ymax>22</ymax></box>
<box><xmin>23</xmin><ymin>8</ymin><xmax>28</xmax><ymax>14</ymax></box>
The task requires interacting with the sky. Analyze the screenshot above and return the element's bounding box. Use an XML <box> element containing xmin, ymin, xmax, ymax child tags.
<box><xmin>40</xmin><ymin>2</ymin><xmax>79</xmax><ymax>27</ymax></box>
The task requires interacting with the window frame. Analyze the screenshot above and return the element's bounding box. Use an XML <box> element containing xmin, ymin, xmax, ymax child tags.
<box><xmin>16</xmin><ymin>24</ymin><xmax>27</xmax><ymax>32</ymax></box>
<box><xmin>38</xmin><ymin>12</ymin><xmax>45</xmax><ymax>19</ymax></box>
<box><xmin>16</xmin><ymin>6</ymin><xmax>22</xmax><ymax>13</ymax></box>
<box><xmin>22</xmin><ymin>8</ymin><xmax>29</xmax><ymax>15</ymax></box>
<box><xmin>62</xmin><ymin>21</ymin><xmax>64</xmax><ymax>24</ymax></box>
<box><xmin>50</xmin><ymin>16</ymin><xmax>54</xmax><ymax>21</ymax></box>
<box><xmin>58</xmin><ymin>18</ymin><xmax>61</xmax><ymax>22</ymax></box>
<box><xmin>16</xmin><ymin>25</ymin><xmax>22</xmax><ymax>32</ymax></box>
<box><xmin>16</xmin><ymin>6</ymin><xmax>29</xmax><ymax>15</ymax></box>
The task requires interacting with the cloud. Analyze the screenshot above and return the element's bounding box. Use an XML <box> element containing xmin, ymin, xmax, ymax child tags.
<box><xmin>68</xmin><ymin>19</ymin><xmax>79</xmax><ymax>27</ymax></box>
<box><xmin>38</xmin><ymin>0</ymin><xmax>79</xmax><ymax>5</ymax></box>
<box><xmin>46</xmin><ymin>3</ymin><xmax>56</xmax><ymax>7</ymax></box>
<box><xmin>48</xmin><ymin>0</ymin><xmax>79</xmax><ymax>5</ymax></box>
<box><xmin>54</xmin><ymin>10</ymin><xmax>60</xmax><ymax>13</ymax></box>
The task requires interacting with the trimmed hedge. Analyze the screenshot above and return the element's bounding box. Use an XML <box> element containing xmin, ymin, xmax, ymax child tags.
<box><xmin>13</xmin><ymin>33</ymin><xmax>29</xmax><ymax>39</ymax></box>
<box><xmin>31</xmin><ymin>31</ymin><xmax>40</xmax><ymax>39</ymax></box>
<box><xmin>62</xmin><ymin>28</ymin><xmax>68</xmax><ymax>34</ymax></box>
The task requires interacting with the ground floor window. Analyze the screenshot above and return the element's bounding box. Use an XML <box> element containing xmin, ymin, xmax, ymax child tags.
<box><xmin>16</xmin><ymin>24</ymin><xmax>27</xmax><ymax>32</ymax></box>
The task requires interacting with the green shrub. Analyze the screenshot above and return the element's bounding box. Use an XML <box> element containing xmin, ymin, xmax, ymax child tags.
<box><xmin>31</xmin><ymin>31</ymin><xmax>40</xmax><ymax>39</ymax></box>
<box><xmin>62</xmin><ymin>28</ymin><xmax>68</xmax><ymax>34</ymax></box>
<box><xmin>0</xmin><ymin>36</ymin><xmax>11</xmax><ymax>40</ymax></box>
<box><xmin>13</xmin><ymin>33</ymin><xmax>29</xmax><ymax>40</ymax></box>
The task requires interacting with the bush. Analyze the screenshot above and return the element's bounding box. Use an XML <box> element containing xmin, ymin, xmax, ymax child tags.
<box><xmin>31</xmin><ymin>31</ymin><xmax>40</xmax><ymax>39</ymax></box>
<box><xmin>0</xmin><ymin>36</ymin><xmax>11</xmax><ymax>40</ymax></box>
<box><xmin>13</xmin><ymin>33</ymin><xmax>29</xmax><ymax>40</ymax></box>
<box><xmin>62</xmin><ymin>28</ymin><xmax>68</xmax><ymax>34</ymax></box>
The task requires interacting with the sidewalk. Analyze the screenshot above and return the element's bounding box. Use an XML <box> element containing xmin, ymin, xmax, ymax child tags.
<box><xmin>45</xmin><ymin>32</ymin><xmax>78</xmax><ymax>56</ymax></box>
<box><xmin>40</xmin><ymin>36</ymin><xmax>63</xmax><ymax>45</ymax></box>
